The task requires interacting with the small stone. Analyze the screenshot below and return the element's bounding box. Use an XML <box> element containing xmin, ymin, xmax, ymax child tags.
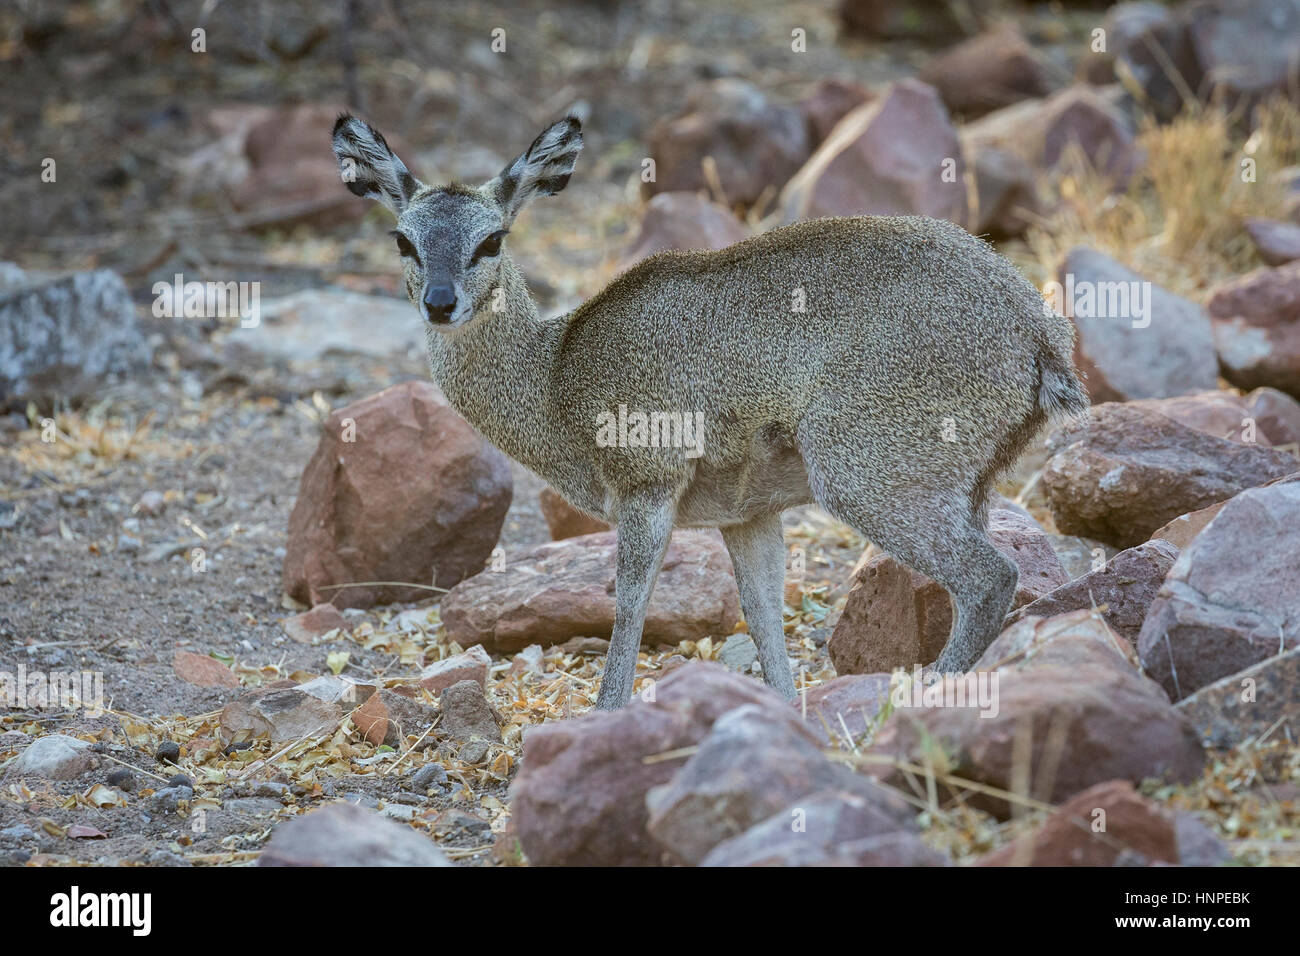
<box><xmin>135</xmin><ymin>490</ymin><xmax>167</xmax><ymax>517</ymax></box>
<box><xmin>439</xmin><ymin>680</ymin><xmax>501</xmax><ymax>742</ymax></box>
<box><xmin>419</xmin><ymin>644</ymin><xmax>491</xmax><ymax>694</ymax></box>
<box><xmin>718</xmin><ymin>633</ymin><xmax>758</xmax><ymax>672</ymax></box>
<box><xmin>155</xmin><ymin>741</ymin><xmax>181</xmax><ymax>764</ymax></box>
<box><xmin>5</xmin><ymin>734</ymin><xmax>96</xmax><ymax>780</ymax></box>
<box><xmin>409</xmin><ymin>763</ymin><xmax>448</xmax><ymax>793</ymax></box>
<box><xmin>117</xmin><ymin>534</ymin><xmax>142</xmax><ymax>553</ymax></box>
<box><xmin>281</xmin><ymin>603</ymin><xmax>348</xmax><ymax>643</ymax></box>
<box><xmin>258</xmin><ymin>801</ymin><xmax>451</xmax><ymax>866</ymax></box>
<box><xmin>106</xmin><ymin>768</ymin><xmax>136</xmax><ymax>792</ymax></box>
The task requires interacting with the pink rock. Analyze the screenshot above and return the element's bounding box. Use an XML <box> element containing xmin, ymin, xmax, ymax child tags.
<box><xmin>282</xmin><ymin>381</ymin><xmax>512</xmax><ymax>609</ymax></box>
<box><xmin>173</xmin><ymin>650</ymin><xmax>239</xmax><ymax>688</ymax></box>
<box><xmin>440</xmin><ymin>529</ymin><xmax>740</xmax><ymax>654</ymax></box>
<box><xmin>538</xmin><ymin>486</ymin><xmax>610</xmax><ymax>540</ymax></box>
<box><xmin>798</xmin><ymin>78</ymin><xmax>874</xmax><ymax>144</ymax></box>
<box><xmin>1042</xmin><ymin>402</ymin><xmax>1295</xmax><ymax>548</ymax></box>
<box><xmin>918</xmin><ymin>24</ymin><xmax>1055</xmax><ymax>118</ymax></box>
<box><xmin>419</xmin><ymin>645</ymin><xmax>491</xmax><ymax>695</ymax></box>
<box><xmin>621</xmin><ymin>193</ymin><xmax>749</xmax><ymax>270</ymax></box>
<box><xmin>645</xmin><ymin>79</ymin><xmax>810</xmax><ymax>209</ymax></box>
<box><xmin>828</xmin><ymin>510</ymin><xmax>1068</xmax><ymax>674</ymax></box>
<box><xmin>508</xmin><ymin>662</ymin><xmax>785</xmax><ymax>866</ymax></box>
<box><xmin>281</xmin><ymin>603</ymin><xmax>349</xmax><ymax>643</ymax></box>
<box><xmin>779</xmin><ymin>79</ymin><xmax>968</xmax><ymax>227</ymax></box>
<box><xmin>1209</xmin><ymin>261</ymin><xmax>1300</xmax><ymax>398</ymax></box>
<box><xmin>1245</xmin><ymin>217</ymin><xmax>1300</xmax><ymax>266</ymax></box>
<box><xmin>1138</xmin><ymin>480</ymin><xmax>1300</xmax><ymax>700</ymax></box>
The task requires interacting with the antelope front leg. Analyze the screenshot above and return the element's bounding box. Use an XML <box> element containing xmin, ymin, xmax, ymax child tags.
<box><xmin>594</xmin><ymin>491</ymin><xmax>676</xmax><ymax>710</ymax></box>
<box><xmin>720</xmin><ymin>513</ymin><xmax>796</xmax><ymax>700</ymax></box>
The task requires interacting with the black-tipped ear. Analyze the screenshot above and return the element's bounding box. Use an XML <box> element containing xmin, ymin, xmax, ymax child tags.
<box><xmin>485</xmin><ymin>115</ymin><xmax>583</xmax><ymax>223</ymax></box>
<box><xmin>332</xmin><ymin>114</ymin><xmax>424</xmax><ymax>216</ymax></box>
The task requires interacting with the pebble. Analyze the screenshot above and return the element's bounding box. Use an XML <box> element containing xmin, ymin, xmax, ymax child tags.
<box><xmin>155</xmin><ymin>741</ymin><xmax>181</xmax><ymax>764</ymax></box>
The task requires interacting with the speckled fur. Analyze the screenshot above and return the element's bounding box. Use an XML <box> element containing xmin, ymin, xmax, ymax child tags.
<box><xmin>333</xmin><ymin>114</ymin><xmax>1089</xmax><ymax>709</ymax></box>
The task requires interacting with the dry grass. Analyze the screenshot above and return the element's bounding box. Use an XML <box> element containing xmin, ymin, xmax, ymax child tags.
<box><xmin>1013</xmin><ymin>96</ymin><xmax>1300</xmax><ymax>299</ymax></box>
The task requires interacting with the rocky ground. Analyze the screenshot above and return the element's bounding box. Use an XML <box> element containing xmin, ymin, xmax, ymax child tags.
<box><xmin>2</xmin><ymin>0</ymin><xmax>1299</xmax><ymax>867</ymax></box>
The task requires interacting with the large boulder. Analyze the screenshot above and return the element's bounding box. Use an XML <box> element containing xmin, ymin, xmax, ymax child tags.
<box><xmin>1208</xmin><ymin>261</ymin><xmax>1300</xmax><ymax>398</ymax></box>
<box><xmin>828</xmin><ymin>510</ymin><xmax>1068</xmax><ymax>674</ymax></box>
<box><xmin>282</xmin><ymin>381</ymin><xmax>512</xmax><ymax>609</ymax></box>
<box><xmin>778</xmin><ymin>79</ymin><xmax>968</xmax><ymax>227</ymax></box>
<box><xmin>1042</xmin><ymin>402</ymin><xmax>1296</xmax><ymax>547</ymax></box>
<box><xmin>644</xmin><ymin>79</ymin><xmax>810</xmax><ymax>209</ymax></box>
<box><xmin>1138</xmin><ymin>480</ymin><xmax>1300</xmax><ymax>700</ymax></box>
<box><xmin>644</xmin><ymin>703</ymin><xmax>908</xmax><ymax>865</ymax></box>
<box><xmin>0</xmin><ymin>266</ymin><xmax>153</xmax><ymax>403</ymax></box>
<box><xmin>621</xmin><ymin>192</ymin><xmax>749</xmax><ymax>269</ymax></box>
<box><xmin>1053</xmin><ymin>248</ymin><xmax>1219</xmax><ymax>403</ymax></box>
<box><xmin>508</xmin><ymin>663</ymin><xmax>787</xmax><ymax>866</ymax></box>
<box><xmin>798</xmin><ymin>78</ymin><xmax>874</xmax><ymax>145</ymax></box>
<box><xmin>1005</xmin><ymin>539</ymin><xmax>1180</xmax><ymax>646</ymax></box>
<box><xmin>440</xmin><ymin>529</ymin><xmax>740</xmax><ymax>654</ymax></box>
<box><xmin>917</xmin><ymin>24</ymin><xmax>1056</xmax><ymax>118</ymax></box>
<box><xmin>871</xmin><ymin>616</ymin><xmax>1205</xmax><ymax>818</ymax></box>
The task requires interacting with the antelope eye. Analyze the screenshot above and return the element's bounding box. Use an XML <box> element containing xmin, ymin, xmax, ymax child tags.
<box><xmin>470</xmin><ymin>230</ymin><xmax>508</xmax><ymax>264</ymax></box>
<box><xmin>393</xmin><ymin>232</ymin><xmax>418</xmax><ymax>260</ymax></box>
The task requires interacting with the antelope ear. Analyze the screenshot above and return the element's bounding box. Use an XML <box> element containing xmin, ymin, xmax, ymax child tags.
<box><xmin>486</xmin><ymin>115</ymin><xmax>583</xmax><ymax>223</ymax></box>
<box><xmin>332</xmin><ymin>114</ymin><xmax>423</xmax><ymax>216</ymax></box>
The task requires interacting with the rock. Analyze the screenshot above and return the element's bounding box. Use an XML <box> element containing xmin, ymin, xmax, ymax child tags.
<box><xmin>106</xmin><ymin>768</ymin><xmax>136</xmax><ymax>792</ymax></box>
<box><xmin>1132</xmin><ymin>390</ymin><xmax>1277</xmax><ymax>445</ymax></box>
<box><xmin>134</xmin><ymin>490</ymin><xmax>167</xmax><ymax>517</ymax></box>
<box><xmin>281</xmin><ymin>603</ymin><xmax>349</xmax><ymax>643</ymax></box>
<box><xmin>1005</xmin><ymin>540</ymin><xmax>1180</xmax><ymax>646</ymax></box>
<box><xmin>978</xmin><ymin>780</ymin><xmax>1180</xmax><ymax>866</ymax></box>
<box><xmin>509</xmin><ymin>644</ymin><xmax>545</xmax><ymax>677</ymax></box>
<box><xmin>1149</xmin><ymin>499</ymin><xmax>1231</xmax><ymax>549</ymax></box>
<box><xmin>779</xmin><ymin>79</ymin><xmax>968</xmax><ymax>227</ymax></box>
<box><xmin>1176</xmin><ymin>646</ymin><xmax>1299</xmax><ymax>748</ymax></box>
<box><xmin>0</xmin><ymin>267</ymin><xmax>153</xmax><ymax>402</ymax></box>
<box><xmin>508</xmin><ymin>662</ymin><xmax>786</xmax><ymax>866</ymax></box>
<box><xmin>798</xmin><ymin>78</ymin><xmax>874</xmax><ymax>145</ymax></box>
<box><xmin>151</xmin><ymin>786</ymin><xmax>193</xmax><ymax>814</ymax></box>
<box><xmin>917</xmin><ymin>24</ymin><xmax>1055</xmax><ymax>118</ymax></box>
<box><xmin>293</xmin><ymin>675</ymin><xmax>381</xmax><ymax>706</ymax></box>
<box><xmin>352</xmin><ymin>692</ymin><xmax>388</xmax><ymax>746</ymax></box>
<box><xmin>644</xmin><ymin>79</ymin><xmax>810</xmax><ymax>209</ymax></box>
<box><xmin>218</xmin><ymin>680</ymin><xmax>364</xmax><ymax>745</ymax></box>
<box><xmin>1053</xmin><ymin>248</ymin><xmax>1219</xmax><ymax>403</ymax></box>
<box><xmin>620</xmin><ymin>193</ymin><xmax>749</xmax><ymax>270</ymax></box>
<box><xmin>409</xmin><ymin>762</ymin><xmax>449</xmax><ymax>794</ymax></box>
<box><xmin>440</xmin><ymin>530</ymin><xmax>740</xmax><ymax>654</ymax></box>
<box><xmin>217</xmin><ymin>103</ymin><xmax>417</xmax><ymax>230</ymax></box>
<box><xmin>837</xmin><ymin>0</ymin><xmax>979</xmax><ymax>40</ymax></box>
<box><xmin>1042</xmin><ymin>402</ymin><xmax>1296</xmax><ymax>548</ymax></box>
<box><xmin>537</xmin><ymin>486</ymin><xmax>609</xmax><ymax>540</ymax></box>
<box><xmin>224</xmin><ymin>288</ymin><xmax>424</xmax><ymax>362</ymax></box>
<box><xmin>1245</xmin><ymin>217</ymin><xmax>1300</xmax><ymax>266</ymax></box>
<box><xmin>1208</xmin><ymin>261</ymin><xmax>1300</xmax><ymax>397</ymax></box>
<box><xmin>717</xmin><ymin>633</ymin><xmax>757</xmax><ymax>673</ymax></box>
<box><xmin>377</xmin><ymin>689</ymin><xmax>437</xmax><ymax>745</ymax></box>
<box><xmin>1102</xmin><ymin>2</ymin><xmax>1199</xmax><ymax>122</ymax></box>
<box><xmin>703</xmin><ymin>793</ymin><xmax>945</xmax><ymax>866</ymax></box>
<box><xmin>155</xmin><ymin>741</ymin><xmax>181</xmax><ymax>764</ymax></box>
<box><xmin>978</xmin><ymin>608</ymin><xmax>1142</xmax><ymax>673</ymax></box>
<box><xmin>1138</xmin><ymin>480</ymin><xmax>1300</xmax><ymax>700</ymax></box>
<box><xmin>1185</xmin><ymin>0</ymin><xmax>1300</xmax><ymax>109</ymax></box>
<box><xmin>962</xmin><ymin>86</ymin><xmax>1140</xmax><ymax>189</ymax></box>
<box><xmin>645</xmin><ymin>703</ymin><xmax>903</xmax><ymax>865</ymax></box>
<box><xmin>258</xmin><ymin>801</ymin><xmax>450</xmax><ymax>866</ymax></box>
<box><xmin>172</xmin><ymin>650</ymin><xmax>239</xmax><ymax>688</ymax></box>
<box><xmin>828</xmin><ymin>509</ymin><xmax>1068</xmax><ymax>674</ymax></box>
<box><xmin>4</xmin><ymin>735</ymin><xmax>96</xmax><ymax>780</ymax></box>
<box><xmin>964</xmin><ymin>142</ymin><xmax>1039</xmax><ymax>238</ymax></box>
<box><xmin>797</xmin><ymin>673</ymin><xmax>894</xmax><ymax>746</ymax></box>
<box><xmin>438</xmin><ymin>679</ymin><xmax>500</xmax><ymax>742</ymax></box>
<box><xmin>1245</xmin><ymin>386</ymin><xmax>1300</xmax><ymax>448</ymax></box>
<box><xmin>282</xmin><ymin>381</ymin><xmax>513</xmax><ymax>609</ymax></box>
<box><xmin>871</xmin><ymin>629</ymin><xmax>1205</xmax><ymax>818</ymax></box>
<box><xmin>419</xmin><ymin>645</ymin><xmax>491</xmax><ymax>694</ymax></box>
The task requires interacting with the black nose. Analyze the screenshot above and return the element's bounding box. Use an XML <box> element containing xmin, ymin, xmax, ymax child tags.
<box><xmin>423</xmin><ymin>283</ymin><xmax>457</xmax><ymax>324</ymax></box>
